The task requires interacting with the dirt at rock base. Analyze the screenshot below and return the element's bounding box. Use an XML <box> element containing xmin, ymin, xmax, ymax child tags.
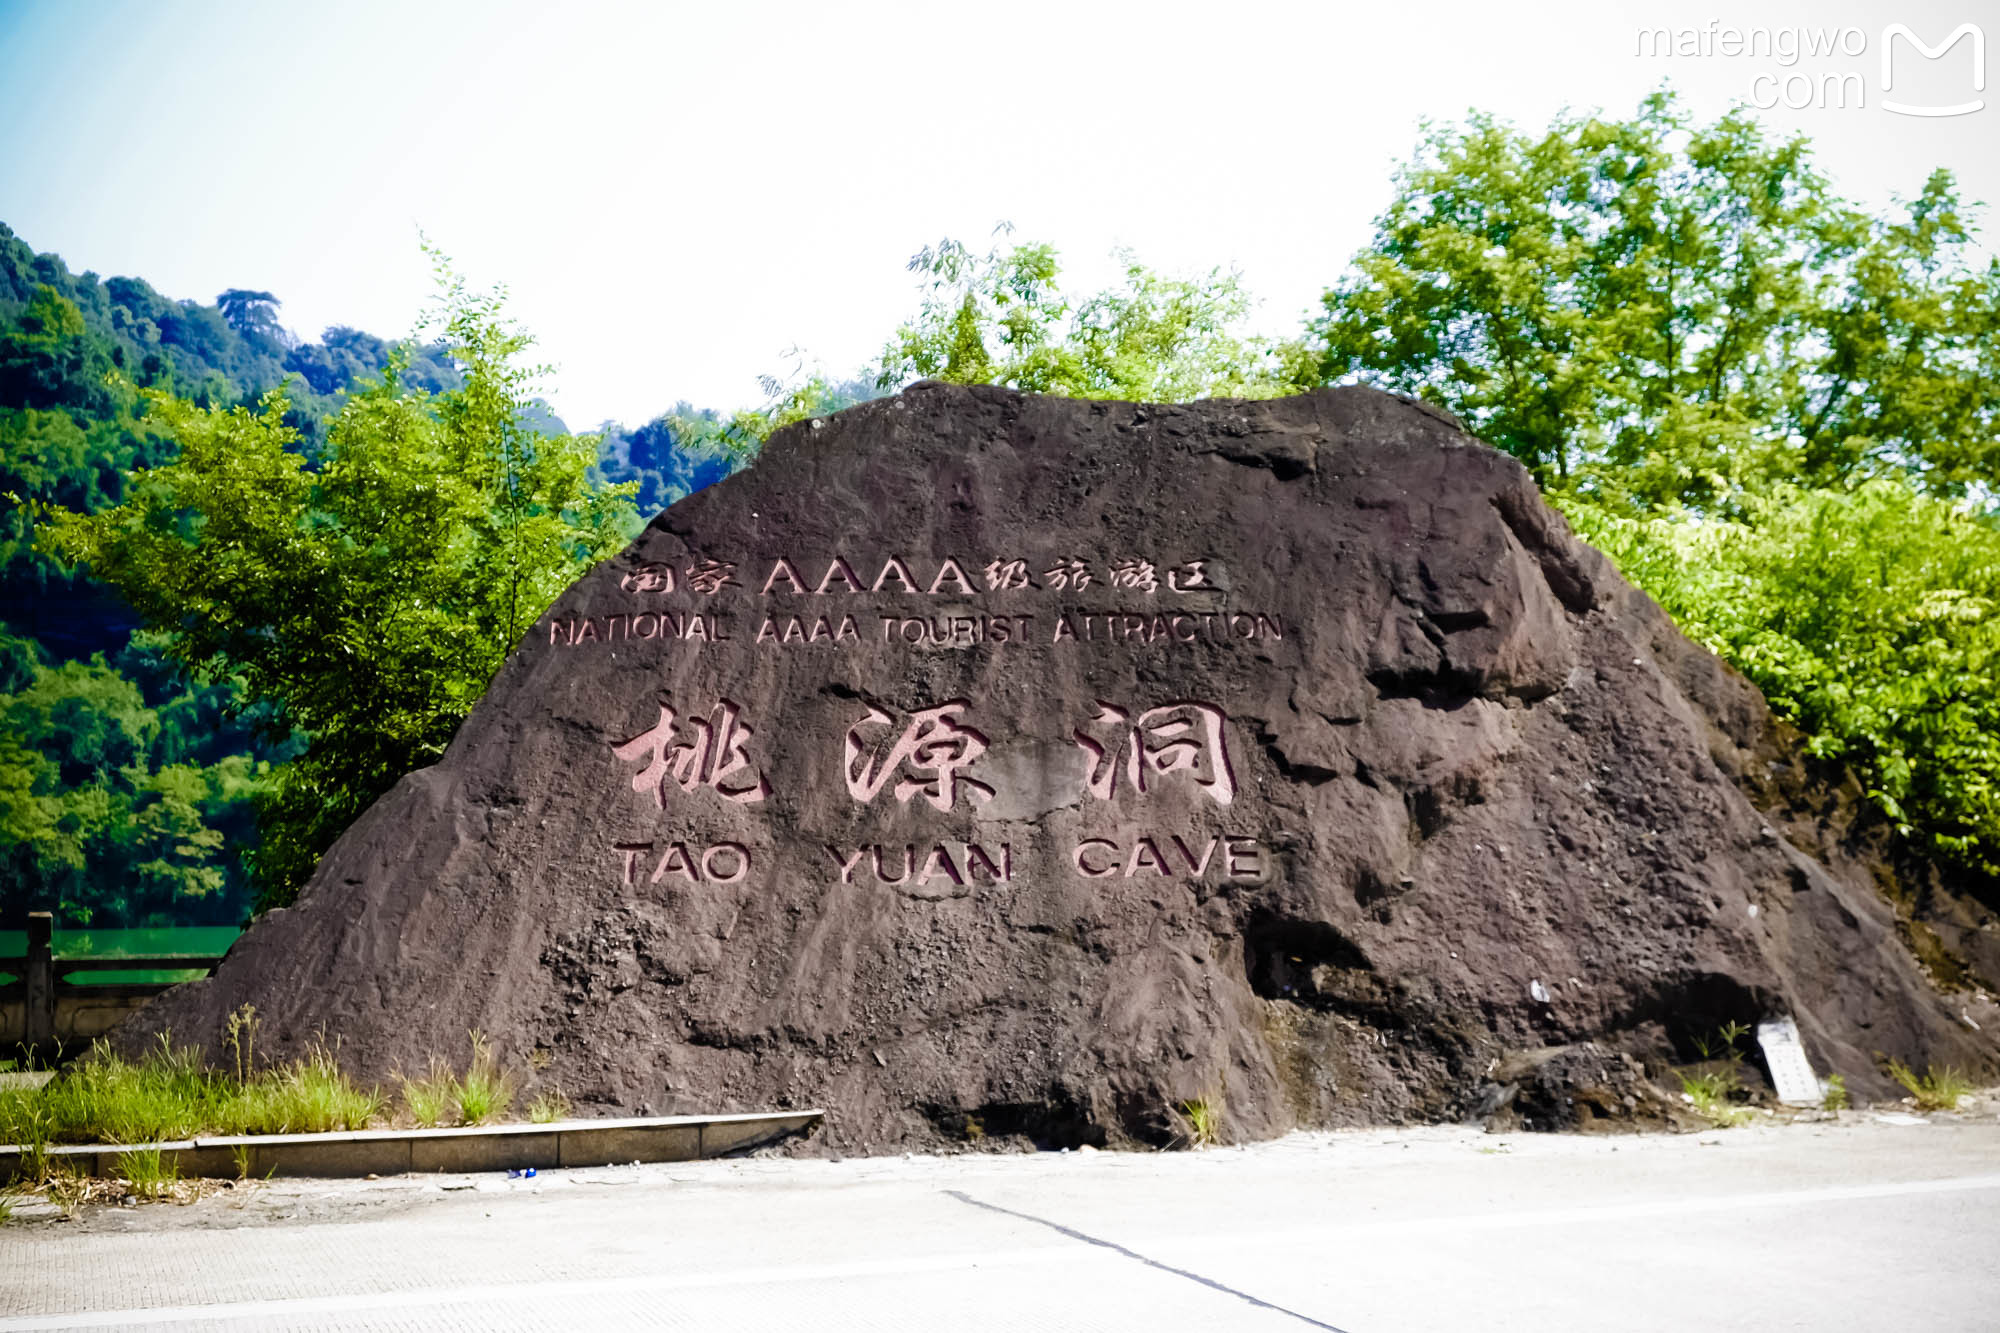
<box><xmin>122</xmin><ymin>384</ymin><xmax>2000</xmax><ymax>1152</ymax></box>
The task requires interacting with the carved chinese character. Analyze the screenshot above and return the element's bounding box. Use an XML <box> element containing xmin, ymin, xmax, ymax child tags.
<box><xmin>612</xmin><ymin>699</ymin><xmax>770</xmax><ymax>806</ymax></box>
<box><xmin>1109</xmin><ymin>559</ymin><xmax>1158</xmax><ymax>593</ymax></box>
<box><xmin>684</xmin><ymin>559</ymin><xmax>739</xmax><ymax>596</ymax></box>
<box><xmin>1042</xmin><ymin>558</ymin><xmax>1093</xmax><ymax>591</ymax></box>
<box><xmin>844</xmin><ymin>700</ymin><xmax>994</xmax><ymax>812</ymax></box>
<box><xmin>620</xmin><ymin>563</ymin><xmax>676</xmax><ymax>594</ymax></box>
<box><xmin>983</xmin><ymin>558</ymin><xmax>1033</xmax><ymax>591</ymax></box>
<box><xmin>1166</xmin><ymin>560</ymin><xmax>1210</xmax><ymax>593</ymax></box>
<box><xmin>1073</xmin><ymin>700</ymin><xmax>1235</xmax><ymax>806</ymax></box>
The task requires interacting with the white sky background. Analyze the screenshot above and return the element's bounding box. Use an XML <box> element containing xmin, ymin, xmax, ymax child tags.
<box><xmin>0</xmin><ymin>0</ymin><xmax>1994</xmax><ymax>428</ymax></box>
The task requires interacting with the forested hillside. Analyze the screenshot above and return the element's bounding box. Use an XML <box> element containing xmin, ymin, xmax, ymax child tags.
<box><xmin>0</xmin><ymin>223</ymin><xmax>728</xmax><ymax>927</ymax></box>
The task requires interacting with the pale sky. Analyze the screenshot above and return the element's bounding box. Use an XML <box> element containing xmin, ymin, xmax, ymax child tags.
<box><xmin>1</xmin><ymin>0</ymin><xmax>1994</xmax><ymax>428</ymax></box>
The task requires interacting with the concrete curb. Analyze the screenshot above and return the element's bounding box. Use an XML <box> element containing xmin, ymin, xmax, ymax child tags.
<box><xmin>0</xmin><ymin>1109</ymin><xmax>822</xmax><ymax>1178</ymax></box>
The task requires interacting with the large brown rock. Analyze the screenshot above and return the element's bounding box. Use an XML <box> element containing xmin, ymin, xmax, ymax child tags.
<box><xmin>127</xmin><ymin>384</ymin><xmax>2000</xmax><ymax>1148</ymax></box>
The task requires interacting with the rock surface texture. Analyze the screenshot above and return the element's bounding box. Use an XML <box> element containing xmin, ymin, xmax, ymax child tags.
<box><xmin>128</xmin><ymin>385</ymin><xmax>2000</xmax><ymax>1149</ymax></box>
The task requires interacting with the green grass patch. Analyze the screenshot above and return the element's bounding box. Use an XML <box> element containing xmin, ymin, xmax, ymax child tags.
<box><xmin>212</xmin><ymin>1048</ymin><xmax>382</xmax><ymax>1135</ymax></box>
<box><xmin>1</xmin><ymin>1028</ymin><xmax>563</xmax><ymax>1166</ymax></box>
<box><xmin>455</xmin><ymin>1032</ymin><xmax>515</xmax><ymax>1126</ymax></box>
<box><xmin>396</xmin><ymin>1032</ymin><xmax>519</xmax><ymax>1128</ymax></box>
<box><xmin>0</xmin><ymin>1034</ymin><xmax>382</xmax><ymax>1156</ymax></box>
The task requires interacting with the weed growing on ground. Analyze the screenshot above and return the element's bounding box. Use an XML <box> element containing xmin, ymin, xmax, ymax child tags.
<box><xmin>44</xmin><ymin>1160</ymin><xmax>86</xmax><ymax>1216</ymax></box>
<box><xmin>2</xmin><ymin>1030</ymin><xmax>554</xmax><ymax>1149</ymax></box>
<box><xmin>400</xmin><ymin>1058</ymin><xmax>459</xmax><ymax>1129</ymax></box>
<box><xmin>455</xmin><ymin>1032</ymin><xmax>515</xmax><ymax>1126</ymax></box>
<box><xmin>223</xmin><ymin>1004</ymin><xmax>259</xmax><ymax>1083</ymax></box>
<box><xmin>118</xmin><ymin>1146</ymin><xmax>178</xmax><ymax>1201</ymax></box>
<box><xmin>1887</xmin><ymin>1061</ymin><xmax>1972</xmax><ymax>1111</ymax></box>
<box><xmin>1</xmin><ymin>1035</ymin><xmax>381</xmax><ymax>1146</ymax></box>
<box><xmin>295</xmin><ymin>1045</ymin><xmax>379</xmax><ymax>1131</ymax></box>
<box><xmin>1822</xmin><ymin>1074</ymin><xmax>1849</xmax><ymax>1111</ymax></box>
<box><xmin>1690</xmin><ymin>1020</ymin><xmax>1753</xmax><ymax>1063</ymax></box>
<box><xmin>205</xmin><ymin>1040</ymin><xmax>378</xmax><ymax>1135</ymax></box>
<box><xmin>1676</xmin><ymin>1024</ymin><xmax>1758</xmax><ymax>1127</ymax></box>
<box><xmin>239</xmin><ymin>1045</ymin><xmax>381</xmax><ymax>1133</ymax></box>
<box><xmin>4</xmin><ymin>1103</ymin><xmax>53</xmax><ymax>1187</ymax></box>
<box><xmin>526</xmin><ymin>1088</ymin><xmax>571</xmax><ymax>1124</ymax></box>
<box><xmin>1170</xmin><ymin>1091</ymin><xmax>1225</xmax><ymax>1148</ymax></box>
<box><xmin>1679</xmin><ymin>1068</ymin><xmax>1752</xmax><ymax>1127</ymax></box>
<box><xmin>16</xmin><ymin>1035</ymin><xmax>209</xmax><ymax>1145</ymax></box>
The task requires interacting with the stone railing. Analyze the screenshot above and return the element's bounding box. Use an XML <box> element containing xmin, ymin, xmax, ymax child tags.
<box><xmin>1</xmin><ymin>913</ymin><xmax>222</xmax><ymax>1061</ymax></box>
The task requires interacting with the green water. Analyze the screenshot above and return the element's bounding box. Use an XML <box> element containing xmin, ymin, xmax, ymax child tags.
<box><xmin>0</xmin><ymin>926</ymin><xmax>238</xmax><ymax>986</ymax></box>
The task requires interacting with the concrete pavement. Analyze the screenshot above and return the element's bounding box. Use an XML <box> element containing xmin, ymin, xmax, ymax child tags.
<box><xmin>4</xmin><ymin>1113</ymin><xmax>1999</xmax><ymax>1331</ymax></box>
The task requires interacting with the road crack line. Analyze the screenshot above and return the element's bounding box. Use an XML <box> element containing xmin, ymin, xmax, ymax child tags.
<box><xmin>943</xmin><ymin>1189</ymin><xmax>1353</xmax><ymax>1332</ymax></box>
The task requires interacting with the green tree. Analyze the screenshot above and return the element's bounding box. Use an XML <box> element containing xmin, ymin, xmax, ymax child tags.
<box><xmin>1572</xmin><ymin>481</ymin><xmax>2000</xmax><ymax>874</ymax></box>
<box><xmin>602</xmin><ymin>229</ymin><xmax>1285</xmax><ymax>471</ymax></box>
<box><xmin>215</xmin><ymin>289</ymin><xmax>284</xmax><ymax>345</ymax></box>
<box><xmin>1296</xmin><ymin>92</ymin><xmax>2000</xmax><ymax>512</ymax></box>
<box><xmin>0</xmin><ymin>636</ymin><xmax>274</xmax><ymax>926</ymax></box>
<box><xmin>38</xmin><ymin>260</ymin><xmax>638</xmax><ymax>909</ymax></box>
<box><xmin>1294</xmin><ymin>92</ymin><xmax>2000</xmax><ymax>881</ymax></box>
<box><xmin>877</xmin><ymin>226</ymin><xmax>1288</xmax><ymax>402</ymax></box>
<box><xmin>0</xmin><ymin>285</ymin><xmax>115</xmax><ymax>416</ymax></box>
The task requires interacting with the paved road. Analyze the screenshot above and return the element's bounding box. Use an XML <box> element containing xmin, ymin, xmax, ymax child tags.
<box><xmin>5</xmin><ymin>1115</ymin><xmax>1999</xmax><ymax>1331</ymax></box>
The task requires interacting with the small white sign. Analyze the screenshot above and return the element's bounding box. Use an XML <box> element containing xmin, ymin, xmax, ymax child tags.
<box><xmin>1757</xmin><ymin>1017</ymin><xmax>1823</xmax><ymax>1105</ymax></box>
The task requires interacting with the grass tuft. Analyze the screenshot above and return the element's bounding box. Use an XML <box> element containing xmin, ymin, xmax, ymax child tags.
<box><xmin>1822</xmin><ymin>1073</ymin><xmax>1849</xmax><ymax>1112</ymax></box>
<box><xmin>0</xmin><ymin>1035</ymin><xmax>380</xmax><ymax>1148</ymax></box>
<box><xmin>1677</xmin><ymin>1024</ymin><xmax>1757</xmax><ymax>1128</ymax></box>
<box><xmin>1170</xmin><ymin>1091</ymin><xmax>1225</xmax><ymax>1149</ymax></box>
<box><xmin>400</xmin><ymin>1057</ymin><xmax>459</xmax><ymax>1129</ymax></box>
<box><xmin>1678</xmin><ymin>1068</ymin><xmax>1751</xmax><ymax>1127</ymax></box>
<box><xmin>222</xmin><ymin>1004</ymin><xmax>259</xmax><ymax>1084</ymax></box>
<box><xmin>454</xmin><ymin>1032</ymin><xmax>515</xmax><ymax>1126</ymax></box>
<box><xmin>1887</xmin><ymin>1061</ymin><xmax>1973</xmax><ymax>1112</ymax></box>
<box><xmin>0</xmin><ymin>1027</ymin><xmax>557</xmax><ymax>1159</ymax></box>
<box><xmin>117</xmin><ymin>1146</ymin><xmax>177</xmax><ymax>1202</ymax></box>
<box><xmin>5</xmin><ymin>1036</ymin><xmax>208</xmax><ymax>1146</ymax></box>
